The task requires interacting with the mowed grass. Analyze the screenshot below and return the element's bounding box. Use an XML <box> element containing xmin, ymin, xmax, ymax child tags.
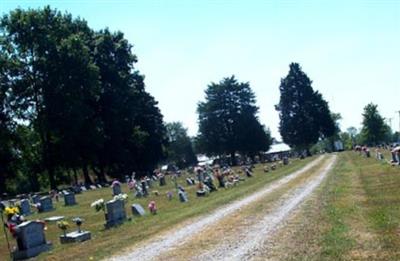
<box><xmin>280</xmin><ymin>151</ymin><xmax>400</xmax><ymax>260</ymax></box>
<box><xmin>0</xmin><ymin>157</ymin><xmax>313</xmax><ymax>260</ymax></box>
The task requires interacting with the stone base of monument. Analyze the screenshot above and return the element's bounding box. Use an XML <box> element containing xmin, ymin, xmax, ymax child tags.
<box><xmin>12</xmin><ymin>242</ymin><xmax>52</xmax><ymax>260</ymax></box>
<box><xmin>59</xmin><ymin>231</ymin><xmax>91</xmax><ymax>244</ymax></box>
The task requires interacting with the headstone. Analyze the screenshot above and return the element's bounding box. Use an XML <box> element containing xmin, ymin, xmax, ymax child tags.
<box><xmin>283</xmin><ymin>157</ymin><xmax>289</xmax><ymax>165</ymax></box>
<box><xmin>90</xmin><ymin>185</ymin><xmax>97</xmax><ymax>190</ymax></box>
<box><xmin>112</xmin><ymin>183</ymin><xmax>122</xmax><ymax>196</ymax></box>
<box><xmin>97</xmin><ymin>184</ymin><xmax>102</xmax><ymax>188</ymax></box>
<box><xmin>19</xmin><ymin>199</ymin><xmax>31</xmax><ymax>216</ymax></box>
<box><xmin>64</xmin><ymin>193</ymin><xmax>77</xmax><ymax>206</ymax></box>
<box><xmin>38</xmin><ymin>196</ymin><xmax>54</xmax><ymax>213</ymax></box>
<box><xmin>141</xmin><ymin>181</ymin><xmax>148</xmax><ymax>197</ymax></box>
<box><xmin>159</xmin><ymin>176</ymin><xmax>166</xmax><ymax>186</ymax></box>
<box><xmin>12</xmin><ymin>221</ymin><xmax>52</xmax><ymax>260</ymax></box>
<box><xmin>31</xmin><ymin>195</ymin><xmax>40</xmax><ymax>205</ymax></box>
<box><xmin>80</xmin><ymin>186</ymin><xmax>87</xmax><ymax>191</ymax></box>
<box><xmin>72</xmin><ymin>186</ymin><xmax>82</xmax><ymax>194</ymax></box>
<box><xmin>178</xmin><ymin>190</ymin><xmax>188</xmax><ymax>203</ymax></box>
<box><xmin>104</xmin><ymin>199</ymin><xmax>126</xmax><ymax>228</ymax></box>
<box><xmin>131</xmin><ymin>204</ymin><xmax>146</xmax><ymax>216</ymax></box>
<box><xmin>186</xmin><ymin>178</ymin><xmax>193</xmax><ymax>186</ymax></box>
<box><xmin>60</xmin><ymin>231</ymin><xmax>91</xmax><ymax>244</ymax></box>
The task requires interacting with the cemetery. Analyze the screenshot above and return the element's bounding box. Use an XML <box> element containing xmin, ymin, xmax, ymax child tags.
<box><xmin>1</xmin><ymin>2</ymin><xmax>400</xmax><ymax>260</ymax></box>
<box><xmin>0</xmin><ymin>158</ymin><xmax>308</xmax><ymax>260</ymax></box>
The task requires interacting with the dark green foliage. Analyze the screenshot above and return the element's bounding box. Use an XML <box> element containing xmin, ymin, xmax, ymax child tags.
<box><xmin>197</xmin><ymin>76</ymin><xmax>271</xmax><ymax>164</ymax></box>
<box><xmin>360</xmin><ymin>103</ymin><xmax>389</xmax><ymax>145</ymax></box>
<box><xmin>276</xmin><ymin>63</ymin><xmax>335</xmax><ymax>151</ymax></box>
<box><xmin>0</xmin><ymin>6</ymin><xmax>165</xmax><ymax>193</ymax></box>
<box><xmin>165</xmin><ymin>122</ymin><xmax>197</xmax><ymax>168</ymax></box>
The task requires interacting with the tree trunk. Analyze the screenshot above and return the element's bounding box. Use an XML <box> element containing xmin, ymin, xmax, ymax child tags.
<box><xmin>48</xmin><ymin>164</ymin><xmax>57</xmax><ymax>190</ymax></box>
<box><xmin>92</xmin><ymin>165</ymin><xmax>106</xmax><ymax>184</ymax></box>
<box><xmin>73</xmin><ymin>169</ymin><xmax>78</xmax><ymax>185</ymax></box>
<box><xmin>82</xmin><ymin>164</ymin><xmax>93</xmax><ymax>186</ymax></box>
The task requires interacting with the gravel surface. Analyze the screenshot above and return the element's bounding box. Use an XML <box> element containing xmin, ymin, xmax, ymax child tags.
<box><xmin>195</xmin><ymin>155</ymin><xmax>337</xmax><ymax>261</ymax></box>
<box><xmin>107</xmin><ymin>156</ymin><xmax>326</xmax><ymax>261</ymax></box>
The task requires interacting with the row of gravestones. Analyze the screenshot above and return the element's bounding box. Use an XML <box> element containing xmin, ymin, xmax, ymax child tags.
<box><xmin>19</xmin><ymin>193</ymin><xmax>77</xmax><ymax>216</ymax></box>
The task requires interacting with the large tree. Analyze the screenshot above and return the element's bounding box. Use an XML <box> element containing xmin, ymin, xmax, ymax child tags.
<box><xmin>276</xmin><ymin>63</ymin><xmax>335</xmax><ymax>152</ymax></box>
<box><xmin>360</xmin><ymin>103</ymin><xmax>388</xmax><ymax>145</ymax></box>
<box><xmin>165</xmin><ymin>122</ymin><xmax>197</xmax><ymax>168</ymax></box>
<box><xmin>197</xmin><ymin>76</ymin><xmax>271</xmax><ymax>165</ymax></box>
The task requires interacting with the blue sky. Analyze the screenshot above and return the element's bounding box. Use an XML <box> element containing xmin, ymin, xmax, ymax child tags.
<box><xmin>2</xmin><ymin>0</ymin><xmax>399</xmax><ymax>138</ymax></box>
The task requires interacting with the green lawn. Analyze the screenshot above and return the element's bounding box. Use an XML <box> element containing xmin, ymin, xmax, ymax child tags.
<box><xmin>285</xmin><ymin>151</ymin><xmax>400</xmax><ymax>260</ymax></box>
<box><xmin>0</xmin><ymin>157</ymin><xmax>313</xmax><ymax>260</ymax></box>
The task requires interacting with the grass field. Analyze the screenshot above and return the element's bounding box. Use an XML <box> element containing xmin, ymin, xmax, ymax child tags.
<box><xmin>266</xmin><ymin>151</ymin><xmax>400</xmax><ymax>260</ymax></box>
<box><xmin>0</xmin><ymin>157</ymin><xmax>313</xmax><ymax>260</ymax></box>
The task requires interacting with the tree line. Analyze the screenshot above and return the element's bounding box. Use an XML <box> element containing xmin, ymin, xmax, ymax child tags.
<box><xmin>3</xmin><ymin>6</ymin><xmax>387</xmax><ymax>196</ymax></box>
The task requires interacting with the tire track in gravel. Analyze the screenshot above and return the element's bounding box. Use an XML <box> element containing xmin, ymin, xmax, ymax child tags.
<box><xmin>195</xmin><ymin>155</ymin><xmax>337</xmax><ymax>261</ymax></box>
<box><xmin>107</xmin><ymin>156</ymin><xmax>326</xmax><ymax>261</ymax></box>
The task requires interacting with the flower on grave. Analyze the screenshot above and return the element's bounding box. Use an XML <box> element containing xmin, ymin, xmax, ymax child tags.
<box><xmin>128</xmin><ymin>180</ymin><xmax>136</xmax><ymax>190</ymax></box>
<box><xmin>4</xmin><ymin>206</ymin><xmax>19</xmax><ymax>220</ymax></box>
<box><xmin>148</xmin><ymin>201</ymin><xmax>157</xmax><ymax>215</ymax></box>
<box><xmin>111</xmin><ymin>180</ymin><xmax>121</xmax><ymax>188</ymax></box>
<box><xmin>90</xmin><ymin>199</ymin><xmax>105</xmax><ymax>212</ymax></box>
<box><xmin>113</xmin><ymin>193</ymin><xmax>128</xmax><ymax>202</ymax></box>
<box><xmin>57</xmin><ymin>220</ymin><xmax>69</xmax><ymax>236</ymax></box>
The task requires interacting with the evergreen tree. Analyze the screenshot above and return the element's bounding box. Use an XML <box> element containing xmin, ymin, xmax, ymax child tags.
<box><xmin>276</xmin><ymin>63</ymin><xmax>335</xmax><ymax>152</ymax></box>
<box><xmin>360</xmin><ymin>103</ymin><xmax>388</xmax><ymax>145</ymax></box>
<box><xmin>165</xmin><ymin>122</ymin><xmax>197</xmax><ymax>168</ymax></box>
<box><xmin>197</xmin><ymin>76</ymin><xmax>271</xmax><ymax>165</ymax></box>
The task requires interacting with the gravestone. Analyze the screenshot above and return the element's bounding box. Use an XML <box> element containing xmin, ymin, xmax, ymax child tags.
<box><xmin>64</xmin><ymin>193</ymin><xmax>77</xmax><ymax>206</ymax></box>
<box><xmin>159</xmin><ymin>176</ymin><xmax>166</xmax><ymax>186</ymax></box>
<box><xmin>90</xmin><ymin>185</ymin><xmax>97</xmax><ymax>190</ymax></box>
<box><xmin>112</xmin><ymin>183</ymin><xmax>122</xmax><ymax>196</ymax></box>
<box><xmin>38</xmin><ymin>196</ymin><xmax>54</xmax><ymax>213</ymax></box>
<box><xmin>60</xmin><ymin>230</ymin><xmax>91</xmax><ymax>244</ymax></box>
<box><xmin>104</xmin><ymin>199</ymin><xmax>126</xmax><ymax>228</ymax></box>
<box><xmin>186</xmin><ymin>178</ymin><xmax>193</xmax><ymax>186</ymax></box>
<box><xmin>12</xmin><ymin>221</ymin><xmax>52</xmax><ymax>260</ymax></box>
<box><xmin>19</xmin><ymin>199</ymin><xmax>31</xmax><ymax>216</ymax></box>
<box><xmin>131</xmin><ymin>204</ymin><xmax>146</xmax><ymax>216</ymax></box>
<box><xmin>72</xmin><ymin>186</ymin><xmax>82</xmax><ymax>194</ymax></box>
<box><xmin>97</xmin><ymin>184</ymin><xmax>102</xmax><ymax>188</ymax></box>
<box><xmin>80</xmin><ymin>186</ymin><xmax>87</xmax><ymax>191</ymax></box>
<box><xmin>31</xmin><ymin>195</ymin><xmax>40</xmax><ymax>205</ymax></box>
<box><xmin>178</xmin><ymin>190</ymin><xmax>188</xmax><ymax>203</ymax></box>
<box><xmin>283</xmin><ymin>157</ymin><xmax>289</xmax><ymax>165</ymax></box>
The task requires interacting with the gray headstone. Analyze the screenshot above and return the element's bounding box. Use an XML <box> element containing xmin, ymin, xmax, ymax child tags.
<box><xmin>38</xmin><ymin>196</ymin><xmax>54</xmax><ymax>213</ymax></box>
<box><xmin>159</xmin><ymin>176</ymin><xmax>166</xmax><ymax>186</ymax></box>
<box><xmin>12</xmin><ymin>221</ymin><xmax>52</xmax><ymax>260</ymax></box>
<box><xmin>112</xmin><ymin>183</ymin><xmax>122</xmax><ymax>196</ymax></box>
<box><xmin>97</xmin><ymin>184</ymin><xmax>102</xmax><ymax>188</ymax></box>
<box><xmin>105</xmin><ymin>199</ymin><xmax>126</xmax><ymax>228</ymax></box>
<box><xmin>64</xmin><ymin>193</ymin><xmax>77</xmax><ymax>206</ymax></box>
<box><xmin>60</xmin><ymin>231</ymin><xmax>91</xmax><ymax>244</ymax></box>
<box><xmin>90</xmin><ymin>185</ymin><xmax>97</xmax><ymax>190</ymax></box>
<box><xmin>178</xmin><ymin>191</ymin><xmax>188</xmax><ymax>202</ymax></box>
<box><xmin>81</xmin><ymin>186</ymin><xmax>87</xmax><ymax>191</ymax></box>
<box><xmin>20</xmin><ymin>199</ymin><xmax>31</xmax><ymax>216</ymax></box>
<box><xmin>186</xmin><ymin>178</ymin><xmax>193</xmax><ymax>186</ymax></box>
<box><xmin>131</xmin><ymin>204</ymin><xmax>146</xmax><ymax>216</ymax></box>
<box><xmin>283</xmin><ymin>157</ymin><xmax>289</xmax><ymax>165</ymax></box>
<box><xmin>31</xmin><ymin>195</ymin><xmax>40</xmax><ymax>205</ymax></box>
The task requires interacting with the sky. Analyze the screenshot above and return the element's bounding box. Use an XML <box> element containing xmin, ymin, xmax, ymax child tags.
<box><xmin>1</xmin><ymin>0</ymin><xmax>400</xmax><ymax>138</ymax></box>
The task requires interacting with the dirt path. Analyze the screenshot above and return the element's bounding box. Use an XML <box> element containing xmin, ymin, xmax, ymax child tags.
<box><xmin>107</xmin><ymin>155</ymin><xmax>327</xmax><ymax>261</ymax></box>
<box><xmin>195</xmin><ymin>155</ymin><xmax>337</xmax><ymax>261</ymax></box>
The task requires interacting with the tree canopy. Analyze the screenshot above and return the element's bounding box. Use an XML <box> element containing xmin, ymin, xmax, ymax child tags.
<box><xmin>197</xmin><ymin>76</ymin><xmax>271</xmax><ymax>164</ymax></box>
<box><xmin>276</xmin><ymin>63</ymin><xmax>335</xmax><ymax>151</ymax></box>
<box><xmin>165</xmin><ymin>122</ymin><xmax>197</xmax><ymax>168</ymax></box>
<box><xmin>0</xmin><ymin>6</ymin><xmax>165</xmax><ymax>193</ymax></box>
<box><xmin>360</xmin><ymin>103</ymin><xmax>389</xmax><ymax>145</ymax></box>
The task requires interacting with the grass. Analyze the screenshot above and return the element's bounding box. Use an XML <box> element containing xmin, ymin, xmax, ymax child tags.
<box><xmin>0</xmin><ymin>157</ymin><xmax>314</xmax><ymax>260</ymax></box>
<box><xmin>268</xmin><ymin>151</ymin><xmax>400</xmax><ymax>260</ymax></box>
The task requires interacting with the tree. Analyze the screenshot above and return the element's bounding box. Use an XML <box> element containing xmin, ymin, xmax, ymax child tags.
<box><xmin>276</xmin><ymin>63</ymin><xmax>335</xmax><ymax>152</ymax></box>
<box><xmin>165</xmin><ymin>122</ymin><xmax>197</xmax><ymax>168</ymax></box>
<box><xmin>360</xmin><ymin>103</ymin><xmax>387</xmax><ymax>145</ymax></box>
<box><xmin>197</xmin><ymin>76</ymin><xmax>271</xmax><ymax>165</ymax></box>
<box><xmin>0</xmin><ymin>7</ymin><xmax>97</xmax><ymax>189</ymax></box>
